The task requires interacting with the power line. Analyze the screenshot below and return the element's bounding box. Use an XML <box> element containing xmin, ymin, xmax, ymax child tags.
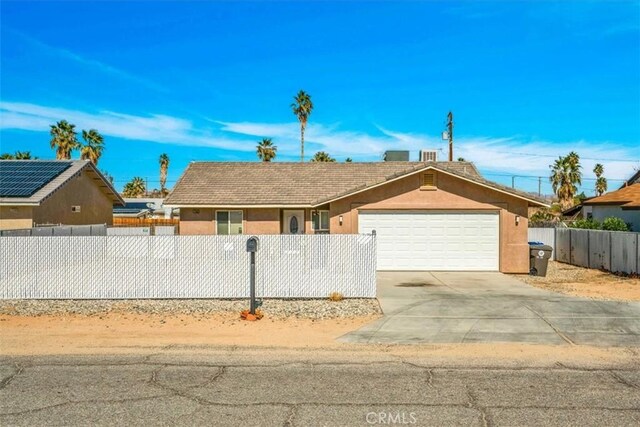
<box><xmin>486</xmin><ymin>150</ymin><xmax>640</xmax><ymax>163</ymax></box>
<box><xmin>482</xmin><ymin>172</ymin><xmax>628</xmax><ymax>182</ymax></box>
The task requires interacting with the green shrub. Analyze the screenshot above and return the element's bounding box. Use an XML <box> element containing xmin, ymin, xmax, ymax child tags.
<box><xmin>572</xmin><ymin>218</ymin><xmax>601</xmax><ymax>229</ymax></box>
<box><xmin>530</xmin><ymin>208</ymin><xmax>555</xmax><ymax>225</ymax></box>
<box><xmin>601</xmin><ymin>217</ymin><xmax>629</xmax><ymax>232</ymax></box>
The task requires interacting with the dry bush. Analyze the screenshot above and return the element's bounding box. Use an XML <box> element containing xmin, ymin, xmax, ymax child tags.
<box><xmin>328</xmin><ymin>292</ymin><xmax>344</xmax><ymax>302</ymax></box>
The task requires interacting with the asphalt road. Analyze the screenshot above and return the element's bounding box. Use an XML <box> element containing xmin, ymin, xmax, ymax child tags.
<box><xmin>1</xmin><ymin>350</ymin><xmax>639</xmax><ymax>427</ymax></box>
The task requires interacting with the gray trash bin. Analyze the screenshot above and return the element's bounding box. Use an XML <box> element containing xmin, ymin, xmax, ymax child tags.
<box><xmin>529</xmin><ymin>243</ymin><xmax>553</xmax><ymax>276</ymax></box>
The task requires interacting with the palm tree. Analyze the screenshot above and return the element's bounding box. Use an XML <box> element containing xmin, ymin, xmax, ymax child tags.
<box><xmin>1</xmin><ymin>151</ymin><xmax>36</xmax><ymax>159</ymax></box>
<box><xmin>50</xmin><ymin>120</ymin><xmax>79</xmax><ymax>159</ymax></box>
<box><xmin>256</xmin><ymin>138</ymin><xmax>277</xmax><ymax>162</ymax></box>
<box><xmin>550</xmin><ymin>153</ymin><xmax>582</xmax><ymax>210</ymax></box>
<box><xmin>567</xmin><ymin>151</ymin><xmax>580</xmax><ymax>168</ymax></box>
<box><xmin>80</xmin><ymin>129</ymin><xmax>104</xmax><ymax>166</ymax></box>
<box><xmin>291</xmin><ymin>90</ymin><xmax>313</xmax><ymax>162</ymax></box>
<box><xmin>345</xmin><ymin>157</ymin><xmax>353</xmax><ymax>163</ymax></box>
<box><xmin>159</xmin><ymin>153</ymin><xmax>170</xmax><ymax>195</ymax></box>
<box><xmin>593</xmin><ymin>163</ymin><xmax>607</xmax><ymax>196</ymax></box>
<box><xmin>122</xmin><ymin>177</ymin><xmax>146</xmax><ymax>198</ymax></box>
<box><xmin>14</xmin><ymin>151</ymin><xmax>33</xmax><ymax>159</ymax></box>
<box><xmin>311</xmin><ymin>151</ymin><xmax>336</xmax><ymax>162</ymax></box>
<box><xmin>101</xmin><ymin>170</ymin><xmax>114</xmax><ymax>185</ymax></box>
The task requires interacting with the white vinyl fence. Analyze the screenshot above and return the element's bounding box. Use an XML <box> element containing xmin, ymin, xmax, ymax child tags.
<box><xmin>0</xmin><ymin>234</ymin><xmax>377</xmax><ymax>299</ymax></box>
<box><xmin>527</xmin><ymin>228</ymin><xmax>556</xmax><ymax>260</ymax></box>
<box><xmin>106</xmin><ymin>226</ymin><xmax>177</xmax><ymax>236</ymax></box>
<box><xmin>529</xmin><ymin>228</ymin><xmax>639</xmax><ymax>274</ymax></box>
<box><xmin>0</xmin><ymin>224</ymin><xmax>107</xmax><ymax>237</ymax></box>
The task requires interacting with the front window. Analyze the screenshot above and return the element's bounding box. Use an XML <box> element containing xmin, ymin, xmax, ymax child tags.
<box><xmin>216</xmin><ymin>210</ymin><xmax>243</xmax><ymax>235</ymax></box>
<box><xmin>313</xmin><ymin>210</ymin><xmax>330</xmax><ymax>233</ymax></box>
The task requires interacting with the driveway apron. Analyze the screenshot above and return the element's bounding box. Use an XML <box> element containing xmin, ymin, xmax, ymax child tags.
<box><xmin>339</xmin><ymin>272</ymin><xmax>640</xmax><ymax>345</ymax></box>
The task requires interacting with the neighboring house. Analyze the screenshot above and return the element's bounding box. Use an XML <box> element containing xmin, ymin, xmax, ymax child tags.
<box><xmin>561</xmin><ymin>198</ymin><xmax>594</xmax><ymax>220</ymax></box>
<box><xmin>620</xmin><ymin>170</ymin><xmax>640</xmax><ymax>188</ymax></box>
<box><xmin>113</xmin><ymin>198</ymin><xmax>175</xmax><ymax>219</ymax></box>
<box><xmin>165</xmin><ymin>161</ymin><xmax>548</xmax><ymax>273</ymax></box>
<box><xmin>0</xmin><ymin>160</ymin><xmax>124</xmax><ymax>230</ymax></box>
<box><xmin>582</xmin><ymin>183</ymin><xmax>640</xmax><ymax>231</ymax></box>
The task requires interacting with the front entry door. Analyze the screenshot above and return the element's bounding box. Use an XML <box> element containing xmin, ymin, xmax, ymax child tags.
<box><xmin>283</xmin><ymin>210</ymin><xmax>305</xmax><ymax>234</ymax></box>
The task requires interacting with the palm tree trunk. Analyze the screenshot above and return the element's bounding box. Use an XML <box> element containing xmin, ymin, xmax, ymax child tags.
<box><xmin>300</xmin><ymin>124</ymin><xmax>305</xmax><ymax>162</ymax></box>
<box><xmin>160</xmin><ymin>167</ymin><xmax>167</xmax><ymax>192</ymax></box>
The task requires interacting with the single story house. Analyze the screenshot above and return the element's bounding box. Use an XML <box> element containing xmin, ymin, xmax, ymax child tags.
<box><xmin>582</xmin><ymin>183</ymin><xmax>640</xmax><ymax>231</ymax></box>
<box><xmin>113</xmin><ymin>198</ymin><xmax>175</xmax><ymax>219</ymax></box>
<box><xmin>0</xmin><ymin>160</ymin><xmax>124</xmax><ymax>230</ymax></box>
<box><xmin>166</xmin><ymin>161</ymin><xmax>548</xmax><ymax>273</ymax></box>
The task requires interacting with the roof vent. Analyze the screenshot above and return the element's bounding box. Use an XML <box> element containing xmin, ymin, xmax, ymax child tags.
<box><xmin>419</xmin><ymin>150</ymin><xmax>438</xmax><ymax>162</ymax></box>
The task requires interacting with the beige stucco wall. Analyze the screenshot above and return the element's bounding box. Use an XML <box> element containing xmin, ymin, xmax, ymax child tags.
<box><xmin>180</xmin><ymin>208</ymin><xmax>299</xmax><ymax>235</ymax></box>
<box><xmin>328</xmin><ymin>171</ymin><xmax>530</xmax><ymax>273</ymax></box>
<box><xmin>246</xmin><ymin>208</ymin><xmax>281</xmax><ymax>234</ymax></box>
<box><xmin>179</xmin><ymin>208</ymin><xmax>215</xmax><ymax>235</ymax></box>
<box><xmin>31</xmin><ymin>170</ymin><xmax>114</xmax><ymax>226</ymax></box>
<box><xmin>0</xmin><ymin>206</ymin><xmax>34</xmax><ymax>230</ymax></box>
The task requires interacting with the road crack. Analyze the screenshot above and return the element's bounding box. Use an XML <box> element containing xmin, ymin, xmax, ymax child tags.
<box><xmin>0</xmin><ymin>363</ymin><xmax>24</xmax><ymax>389</ymax></box>
<box><xmin>283</xmin><ymin>404</ymin><xmax>297</xmax><ymax>427</ymax></box>
<box><xmin>610</xmin><ymin>372</ymin><xmax>640</xmax><ymax>390</ymax></box>
<box><xmin>466</xmin><ymin>389</ymin><xmax>491</xmax><ymax>427</ymax></box>
<box><xmin>149</xmin><ymin>365</ymin><xmax>227</xmax><ymax>406</ymax></box>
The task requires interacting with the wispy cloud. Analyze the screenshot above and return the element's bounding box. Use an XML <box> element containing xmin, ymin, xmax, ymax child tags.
<box><xmin>0</xmin><ymin>101</ymin><xmax>248</xmax><ymax>150</ymax></box>
<box><xmin>2</xmin><ymin>101</ymin><xmax>637</xmax><ymax>183</ymax></box>
<box><xmin>453</xmin><ymin>137</ymin><xmax>638</xmax><ymax>182</ymax></box>
<box><xmin>219</xmin><ymin>120</ymin><xmax>639</xmax><ymax>181</ymax></box>
<box><xmin>217</xmin><ymin>121</ymin><xmax>437</xmax><ymax>159</ymax></box>
<box><xmin>8</xmin><ymin>29</ymin><xmax>168</xmax><ymax>93</ymax></box>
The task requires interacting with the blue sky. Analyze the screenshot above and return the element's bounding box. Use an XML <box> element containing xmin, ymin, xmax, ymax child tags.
<box><xmin>1</xmin><ymin>1</ymin><xmax>638</xmax><ymax>195</ymax></box>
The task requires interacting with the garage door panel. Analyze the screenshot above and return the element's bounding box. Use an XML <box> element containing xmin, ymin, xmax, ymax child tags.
<box><xmin>359</xmin><ymin>211</ymin><xmax>499</xmax><ymax>271</ymax></box>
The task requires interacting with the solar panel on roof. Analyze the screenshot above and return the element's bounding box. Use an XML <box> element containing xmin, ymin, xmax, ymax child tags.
<box><xmin>0</xmin><ymin>161</ymin><xmax>73</xmax><ymax>197</ymax></box>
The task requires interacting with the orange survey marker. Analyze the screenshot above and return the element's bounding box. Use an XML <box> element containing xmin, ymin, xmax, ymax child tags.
<box><xmin>240</xmin><ymin>309</ymin><xmax>264</xmax><ymax>321</ymax></box>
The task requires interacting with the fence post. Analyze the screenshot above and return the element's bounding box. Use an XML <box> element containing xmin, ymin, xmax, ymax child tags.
<box><xmin>587</xmin><ymin>230</ymin><xmax>590</xmax><ymax>269</ymax></box>
<box><xmin>609</xmin><ymin>231</ymin><xmax>613</xmax><ymax>273</ymax></box>
<box><xmin>569</xmin><ymin>228</ymin><xmax>573</xmax><ymax>265</ymax></box>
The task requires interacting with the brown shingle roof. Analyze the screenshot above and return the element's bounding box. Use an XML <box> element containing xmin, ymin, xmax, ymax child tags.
<box><xmin>165</xmin><ymin>161</ymin><xmax>548</xmax><ymax>207</ymax></box>
<box><xmin>584</xmin><ymin>183</ymin><xmax>640</xmax><ymax>210</ymax></box>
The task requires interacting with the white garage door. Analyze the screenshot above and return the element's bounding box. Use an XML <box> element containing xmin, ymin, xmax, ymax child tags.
<box><xmin>358</xmin><ymin>211</ymin><xmax>499</xmax><ymax>271</ymax></box>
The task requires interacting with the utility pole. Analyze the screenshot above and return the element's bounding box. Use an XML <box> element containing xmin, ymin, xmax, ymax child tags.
<box><xmin>447</xmin><ymin>111</ymin><xmax>454</xmax><ymax>162</ymax></box>
<box><xmin>512</xmin><ymin>176</ymin><xmax>515</xmax><ymax>188</ymax></box>
<box><xmin>538</xmin><ymin>177</ymin><xmax>542</xmax><ymax>197</ymax></box>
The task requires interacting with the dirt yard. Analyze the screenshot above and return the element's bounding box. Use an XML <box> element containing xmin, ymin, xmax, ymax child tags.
<box><xmin>514</xmin><ymin>261</ymin><xmax>640</xmax><ymax>301</ymax></box>
<box><xmin>0</xmin><ymin>312</ymin><xmax>381</xmax><ymax>355</ymax></box>
<box><xmin>2</xmin><ymin>312</ymin><xmax>639</xmax><ymax>370</ymax></box>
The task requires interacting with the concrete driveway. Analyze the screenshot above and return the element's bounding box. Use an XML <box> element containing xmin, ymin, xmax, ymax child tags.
<box><xmin>340</xmin><ymin>272</ymin><xmax>640</xmax><ymax>345</ymax></box>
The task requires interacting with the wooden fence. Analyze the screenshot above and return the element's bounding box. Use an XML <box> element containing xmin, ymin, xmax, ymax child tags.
<box><xmin>113</xmin><ymin>217</ymin><xmax>179</xmax><ymax>228</ymax></box>
<box><xmin>529</xmin><ymin>227</ymin><xmax>639</xmax><ymax>275</ymax></box>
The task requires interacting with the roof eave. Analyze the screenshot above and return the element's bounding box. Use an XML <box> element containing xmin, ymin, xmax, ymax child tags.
<box><xmin>0</xmin><ymin>201</ymin><xmax>41</xmax><ymax>206</ymax></box>
<box><xmin>163</xmin><ymin>204</ymin><xmax>314</xmax><ymax>209</ymax></box>
<box><xmin>312</xmin><ymin>165</ymin><xmax>550</xmax><ymax>208</ymax></box>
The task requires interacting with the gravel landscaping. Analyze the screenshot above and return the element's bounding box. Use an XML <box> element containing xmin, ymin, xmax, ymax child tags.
<box><xmin>0</xmin><ymin>298</ymin><xmax>382</xmax><ymax>319</ymax></box>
